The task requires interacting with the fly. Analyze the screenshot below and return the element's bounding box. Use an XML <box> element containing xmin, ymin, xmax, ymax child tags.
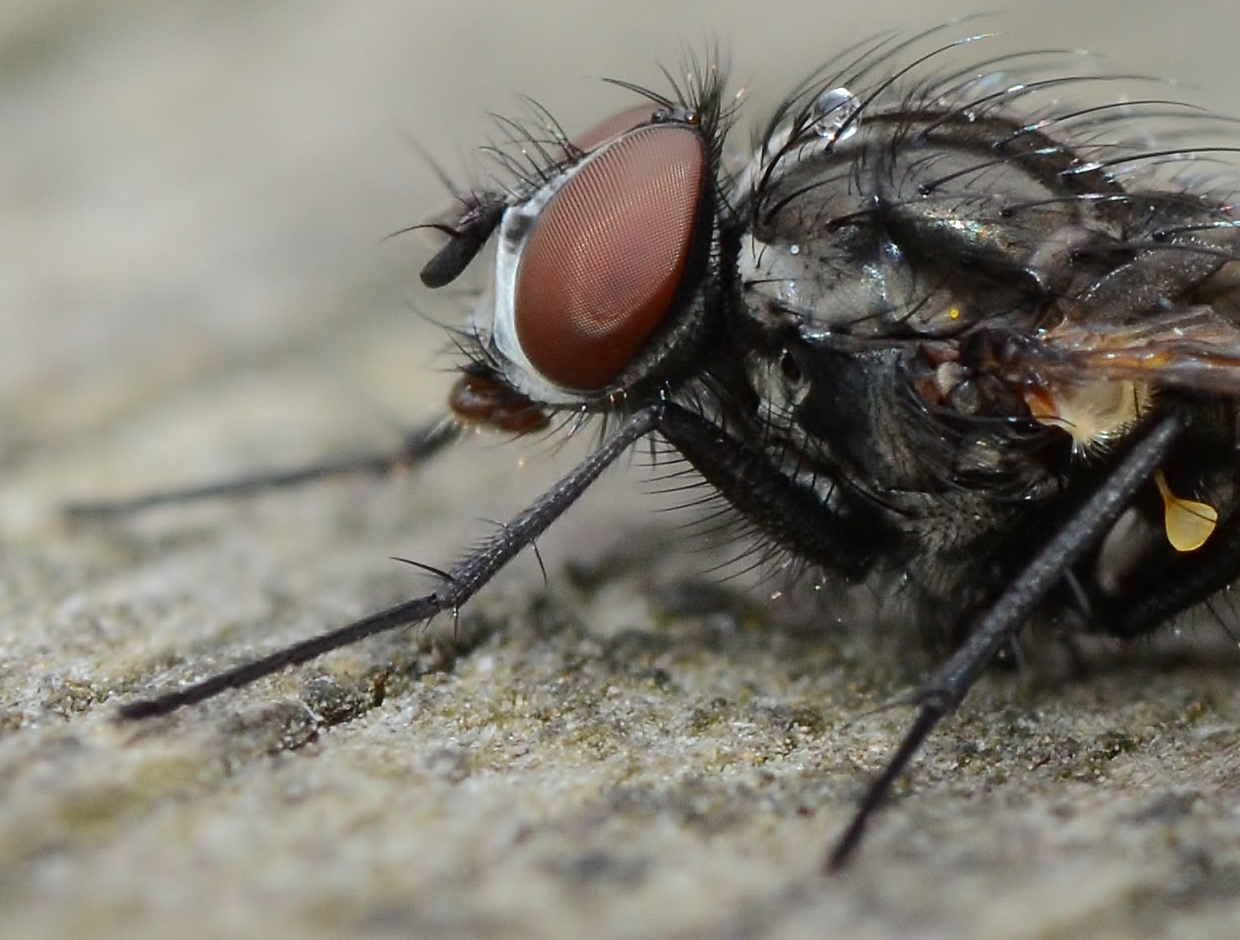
<box><xmin>68</xmin><ymin>22</ymin><xmax>1240</xmax><ymax>872</ymax></box>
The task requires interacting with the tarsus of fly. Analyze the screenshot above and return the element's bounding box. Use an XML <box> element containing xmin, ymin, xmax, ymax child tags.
<box><xmin>824</xmin><ymin>412</ymin><xmax>1182</xmax><ymax>873</ymax></box>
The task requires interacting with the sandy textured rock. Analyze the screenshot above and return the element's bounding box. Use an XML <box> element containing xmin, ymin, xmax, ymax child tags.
<box><xmin>2</xmin><ymin>2</ymin><xmax>1239</xmax><ymax>939</ymax></box>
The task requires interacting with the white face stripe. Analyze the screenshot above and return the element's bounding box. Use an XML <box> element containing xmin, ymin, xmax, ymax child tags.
<box><xmin>488</xmin><ymin>183</ymin><xmax>589</xmax><ymax>406</ymax></box>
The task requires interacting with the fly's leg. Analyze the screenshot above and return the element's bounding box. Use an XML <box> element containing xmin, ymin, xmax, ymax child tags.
<box><xmin>63</xmin><ymin>416</ymin><xmax>462</xmax><ymax>519</ymax></box>
<box><xmin>825</xmin><ymin>412</ymin><xmax>1183</xmax><ymax>872</ymax></box>
<box><xmin>655</xmin><ymin>403</ymin><xmax>889</xmax><ymax>581</ymax></box>
<box><xmin>117</xmin><ymin>406</ymin><xmax>660</xmax><ymax>719</ymax></box>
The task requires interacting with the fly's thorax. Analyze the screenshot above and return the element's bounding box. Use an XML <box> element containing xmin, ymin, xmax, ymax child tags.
<box><xmin>733</xmin><ymin>110</ymin><xmax>1136</xmax><ymax>344</ymax></box>
<box><xmin>741</xmin><ymin>329</ymin><xmax>1068</xmax><ymax>517</ymax></box>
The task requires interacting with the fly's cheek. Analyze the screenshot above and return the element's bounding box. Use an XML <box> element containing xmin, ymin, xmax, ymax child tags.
<box><xmin>513</xmin><ymin>125</ymin><xmax>705</xmax><ymax>391</ymax></box>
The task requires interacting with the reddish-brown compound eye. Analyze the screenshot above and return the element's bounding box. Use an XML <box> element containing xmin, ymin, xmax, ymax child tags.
<box><xmin>513</xmin><ymin>124</ymin><xmax>705</xmax><ymax>391</ymax></box>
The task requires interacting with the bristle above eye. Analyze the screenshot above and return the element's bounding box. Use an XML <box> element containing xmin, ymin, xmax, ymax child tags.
<box><xmin>513</xmin><ymin>123</ymin><xmax>705</xmax><ymax>391</ymax></box>
<box><xmin>574</xmin><ymin>104</ymin><xmax>662</xmax><ymax>152</ymax></box>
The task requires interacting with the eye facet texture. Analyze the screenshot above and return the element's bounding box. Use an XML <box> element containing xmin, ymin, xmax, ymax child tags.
<box><xmin>514</xmin><ymin>124</ymin><xmax>705</xmax><ymax>391</ymax></box>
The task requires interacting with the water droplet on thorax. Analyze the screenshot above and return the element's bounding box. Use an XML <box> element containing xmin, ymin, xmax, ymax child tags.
<box><xmin>810</xmin><ymin>87</ymin><xmax>860</xmax><ymax>143</ymax></box>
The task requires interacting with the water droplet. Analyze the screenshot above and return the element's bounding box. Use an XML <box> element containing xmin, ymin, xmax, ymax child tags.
<box><xmin>810</xmin><ymin>86</ymin><xmax>860</xmax><ymax>143</ymax></box>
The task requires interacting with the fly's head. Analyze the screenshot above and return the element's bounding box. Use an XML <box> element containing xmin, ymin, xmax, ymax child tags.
<box><xmin>419</xmin><ymin>63</ymin><xmax>736</xmax><ymax>431</ymax></box>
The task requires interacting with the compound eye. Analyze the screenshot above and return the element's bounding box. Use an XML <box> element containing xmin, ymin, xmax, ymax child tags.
<box><xmin>513</xmin><ymin>123</ymin><xmax>705</xmax><ymax>391</ymax></box>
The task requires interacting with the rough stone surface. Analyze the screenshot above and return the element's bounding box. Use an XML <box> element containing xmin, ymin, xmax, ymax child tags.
<box><xmin>3</xmin><ymin>3</ymin><xmax>1239</xmax><ymax>939</ymax></box>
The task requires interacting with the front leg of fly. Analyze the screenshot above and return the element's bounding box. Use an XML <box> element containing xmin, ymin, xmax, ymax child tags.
<box><xmin>655</xmin><ymin>402</ymin><xmax>890</xmax><ymax>582</ymax></box>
